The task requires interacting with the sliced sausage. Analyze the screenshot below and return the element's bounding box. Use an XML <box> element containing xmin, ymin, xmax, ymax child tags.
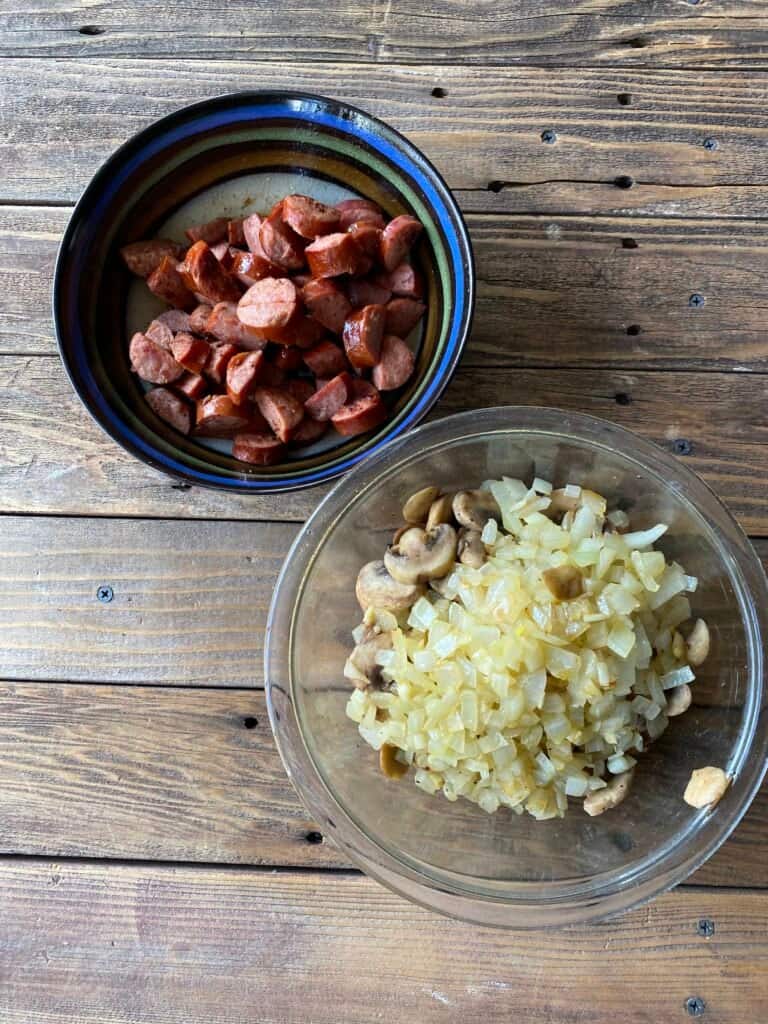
<box><xmin>282</xmin><ymin>194</ymin><xmax>341</xmax><ymax>238</ymax></box>
<box><xmin>302</xmin><ymin>339</ymin><xmax>349</xmax><ymax>378</ymax></box>
<box><xmin>189</xmin><ymin>303</ymin><xmax>214</xmax><ymax>335</ymax></box>
<box><xmin>144</xmin><ymin>318</ymin><xmax>174</xmax><ymax>350</ymax></box>
<box><xmin>301</xmin><ymin>278</ymin><xmax>352</xmax><ymax>333</ymax></box>
<box><xmin>170</xmin><ymin>333</ymin><xmax>212</xmax><ymax>375</ymax></box>
<box><xmin>372</xmin><ymin>334</ymin><xmax>415</xmax><ymax>391</ymax></box>
<box><xmin>226</xmin><ymin>350</ymin><xmax>266</xmax><ymax>404</ymax></box>
<box><xmin>147</xmin><ymin>255</ymin><xmax>196</xmax><ymax>310</ymax></box>
<box><xmin>380</xmin><ymin>215</ymin><xmax>423</xmax><ymax>272</ymax></box>
<box><xmin>347</xmin><ymin>277</ymin><xmax>391</xmax><ymax>309</ymax></box>
<box><xmin>284</xmin><ymin>377</ymin><xmax>315</xmax><ymax>404</ymax></box>
<box><xmin>228</xmin><ymin>219</ymin><xmax>246</xmax><ymax>247</ymax></box>
<box><xmin>205</xmin><ymin>342</ymin><xmax>239</xmax><ymax>385</ymax></box>
<box><xmin>342</xmin><ymin>304</ymin><xmax>385</xmax><ymax>369</ymax></box>
<box><xmin>195</xmin><ymin>394</ymin><xmax>251</xmax><ymax>437</ymax></box>
<box><xmin>242</xmin><ymin>213</ymin><xmax>265</xmax><ymax>254</ymax></box>
<box><xmin>272</xmin><ymin>345</ymin><xmax>304</xmax><ymax>373</ymax></box>
<box><xmin>185</xmin><ymin>217</ymin><xmax>229</xmax><ymax>246</ymax></box>
<box><xmin>387</xmin><ymin>262</ymin><xmax>423</xmax><ymax>299</ymax></box>
<box><xmin>206</xmin><ymin>301</ymin><xmax>267</xmax><ymax>350</ymax></box>
<box><xmin>331</xmin><ymin>379</ymin><xmax>387</xmax><ymax>437</ymax></box>
<box><xmin>155</xmin><ymin>309</ymin><xmax>192</xmax><ymax>334</ymax></box>
<box><xmin>211</xmin><ymin>242</ymin><xmax>230</xmax><ymax>262</ymax></box>
<box><xmin>276</xmin><ymin>314</ymin><xmax>325</xmax><ymax>349</ymax></box>
<box><xmin>290</xmin><ymin>416</ymin><xmax>329</xmax><ymax>445</ymax></box>
<box><xmin>174</xmin><ymin>371</ymin><xmax>209</xmax><ymax>401</ymax></box>
<box><xmin>305</xmin><ymin>232</ymin><xmax>365</xmax><ymax>278</ymax></box>
<box><xmin>232</xmin><ymin>431</ymin><xmax>286</xmax><ymax>466</ymax></box>
<box><xmin>336</xmin><ymin>199</ymin><xmax>386</xmax><ymax>231</ymax></box>
<box><xmin>304</xmin><ymin>372</ymin><xmax>352</xmax><ymax>422</ymax></box>
<box><xmin>230</xmin><ymin>249</ymin><xmax>276</xmax><ymax>286</ymax></box>
<box><xmin>259</xmin><ymin>206</ymin><xmax>306</xmax><ymax>272</ymax></box>
<box><xmin>253</xmin><ymin>386</ymin><xmax>305</xmax><ymax>442</ymax></box>
<box><xmin>384</xmin><ymin>297</ymin><xmax>426</xmax><ymax>337</ymax></box>
<box><xmin>129</xmin><ymin>332</ymin><xmax>185</xmax><ymax>384</ymax></box>
<box><xmin>237</xmin><ymin>277</ymin><xmax>299</xmax><ymax>338</ymax></box>
<box><xmin>145</xmin><ymin>387</ymin><xmax>192</xmax><ymax>435</ymax></box>
<box><xmin>177</xmin><ymin>241</ymin><xmax>242</xmax><ymax>305</ymax></box>
<box><xmin>120</xmin><ymin>239</ymin><xmax>183</xmax><ymax>278</ymax></box>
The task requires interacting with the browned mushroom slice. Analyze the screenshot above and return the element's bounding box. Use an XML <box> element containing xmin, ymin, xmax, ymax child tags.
<box><xmin>402</xmin><ymin>486</ymin><xmax>440</xmax><ymax>524</ymax></box>
<box><xmin>355</xmin><ymin>560</ymin><xmax>425</xmax><ymax>612</ymax></box>
<box><xmin>583</xmin><ymin>771</ymin><xmax>634</xmax><ymax>816</ymax></box>
<box><xmin>384</xmin><ymin>523</ymin><xmax>458</xmax><ymax>585</ymax></box>
<box><xmin>344</xmin><ymin>632</ymin><xmax>393</xmax><ymax>689</ymax></box>
<box><xmin>457</xmin><ymin>529</ymin><xmax>485</xmax><ymax>569</ymax></box>
<box><xmin>452</xmin><ymin>490</ymin><xmax>501</xmax><ymax>530</ymax></box>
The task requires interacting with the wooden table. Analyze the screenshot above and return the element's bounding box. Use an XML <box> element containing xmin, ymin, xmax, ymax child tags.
<box><xmin>2</xmin><ymin>3</ymin><xmax>768</xmax><ymax>1020</ymax></box>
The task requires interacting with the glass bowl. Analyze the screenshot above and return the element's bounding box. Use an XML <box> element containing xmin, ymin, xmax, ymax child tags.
<box><xmin>266</xmin><ymin>407</ymin><xmax>768</xmax><ymax>927</ymax></box>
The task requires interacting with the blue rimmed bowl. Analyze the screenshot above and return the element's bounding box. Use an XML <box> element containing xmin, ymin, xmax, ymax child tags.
<box><xmin>53</xmin><ymin>91</ymin><xmax>475</xmax><ymax>493</ymax></box>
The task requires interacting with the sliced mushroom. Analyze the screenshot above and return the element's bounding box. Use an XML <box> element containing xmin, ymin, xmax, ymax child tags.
<box><xmin>542</xmin><ymin>565</ymin><xmax>584</xmax><ymax>601</ymax></box>
<box><xmin>452</xmin><ymin>489</ymin><xmax>501</xmax><ymax>531</ymax></box>
<box><xmin>343</xmin><ymin>631</ymin><xmax>393</xmax><ymax>689</ymax></box>
<box><xmin>684</xmin><ymin>766</ymin><xmax>729</xmax><ymax>809</ymax></box>
<box><xmin>426</xmin><ymin>493</ymin><xmax>455</xmax><ymax>531</ymax></box>
<box><xmin>379</xmin><ymin>743</ymin><xmax>409</xmax><ymax>780</ymax></box>
<box><xmin>671</xmin><ymin>630</ymin><xmax>686</xmax><ymax>660</ymax></box>
<box><xmin>457</xmin><ymin>529</ymin><xmax>485</xmax><ymax>569</ymax></box>
<box><xmin>355</xmin><ymin>560</ymin><xmax>425</xmax><ymax>612</ymax></box>
<box><xmin>665</xmin><ymin>683</ymin><xmax>692</xmax><ymax>717</ymax></box>
<box><xmin>392</xmin><ymin>524</ymin><xmax>410</xmax><ymax>546</ymax></box>
<box><xmin>384</xmin><ymin>523</ymin><xmax>458</xmax><ymax>585</ymax></box>
<box><xmin>549</xmin><ymin>487</ymin><xmax>607</xmax><ymax>518</ymax></box>
<box><xmin>583</xmin><ymin>770</ymin><xmax>634</xmax><ymax>817</ymax></box>
<box><xmin>402</xmin><ymin>486</ymin><xmax>440</xmax><ymax>524</ymax></box>
<box><xmin>687</xmin><ymin>619</ymin><xmax>710</xmax><ymax>667</ymax></box>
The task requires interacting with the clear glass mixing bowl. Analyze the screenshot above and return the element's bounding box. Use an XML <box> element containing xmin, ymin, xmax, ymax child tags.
<box><xmin>266</xmin><ymin>408</ymin><xmax>768</xmax><ymax>927</ymax></box>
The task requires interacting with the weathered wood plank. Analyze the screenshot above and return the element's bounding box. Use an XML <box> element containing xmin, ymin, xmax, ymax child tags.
<box><xmin>1</xmin><ymin>862</ymin><xmax>766</xmax><ymax>1023</ymax></box>
<box><xmin>2</xmin><ymin>1</ymin><xmax>767</xmax><ymax>67</ymax></box>
<box><xmin>3</xmin><ymin>61</ymin><xmax>768</xmax><ymax>210</ymax></box>
<box><xmin>8</xmin><ymin>205</ymin><xmax>768</xmax><ymax>371</ymax></box>
<box><xmin>1</xmin><ymin>356</ymin><xmax>767</xmax><ymax>530</ymax></box>
<box><xmin>0</xmin><ymin>683</ymin><xmax>763</xmax><ymax>887</ymax></box>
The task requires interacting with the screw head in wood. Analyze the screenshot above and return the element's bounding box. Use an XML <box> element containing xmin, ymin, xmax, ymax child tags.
<box><xmin>689</xmin><ymin>293</ymin><xmax>705</xmax><ymax>308</ymax></box>
<box><xmin>96</xmin><ymin>585</ymin><xmax>114</xmax><ymax>603</ymax></box>
<box><xmin>696</xmin><ymin>919</ymin><xmax>715</xmax><ymax>937</ymax></box>
<box><xmin>540</xmin><ymin>129</ymin><xmax>557</xmax><ymax>144</ymax></box>
<box><xmin>703</xmin><ymin>138</ymin><xmax>718</xmax><ymax>151</ymax></box>
<box><xmin>686</xmin><ymin>996</ymin><xmax>706</xmax><ymax>1016</ymax></box>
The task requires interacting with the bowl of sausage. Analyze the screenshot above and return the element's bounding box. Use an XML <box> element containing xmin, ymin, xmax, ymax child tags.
<box><xmin>54</xmin><ymin>91</ymin><xmax>475</xmax><ymax>492</ymax></box>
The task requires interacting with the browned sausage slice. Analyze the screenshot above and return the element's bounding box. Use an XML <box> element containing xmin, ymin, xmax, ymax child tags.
<box><xmin>177</xmin><ymin>241</ymin><xmax>242</xmax><ymax>305</ymax></box>
<box><xmin>144</xmin><ymin>318</ymin><xmax>175</xmax><ymax>350</ymax></box>
<box><xmin>342</xmin><ymin>304</ymin><xmax>385</xmax><ymax>369</ymax></box>
<box><xmin>226</xmin><ymin>350</ymin><xmax>266</xmax><ymax>404</ymax></box>
<box><xmin>301</xmin><ymin>278</ymin><xmax>352</xmax><ymax>333</ymax></box>
<box><xmin>272</xmin><ymin>346</ymin><xmax>304</xmax><ymax>373</ymax></box>
<box><xmin>185</xmin><ymin>217</ymin><xmax>229</xmax><ymax>246</ymax></box>
<box><xmin>335</xmin><ymin>199</ymin><xmax>386</xmax><ymax>231</ymax></box>
<box><xmin>252</xmin><ymin>386</ymin><xmax>305</xmax><ymax>442</ymax></box>
<box><xmin>386</xmin><ymin>263</ymin><xmax>423</xmax><ymax>299</ymax></box>
<box><xmin>146</xmin><ymin>255</ymin><xmax>196</xmax><ymax>310</ymax></box>
<box><xmin>230</xmin><ymin>249</ymin><xmax>277</xmax><ymax>286</ymax></box>
<box><xmin>174</xmin><ymin>372</ymin><xmax>209</xmax><ymax>401</ymax></box>
<box><xmin>129</xmin><ymin>332</ymin><xmax>185</xmax><ymax>384</ymax></box>
<box><xmin>331</xmin><ymin>379</ymin><xmax>387</xmax><ymax>437</ymax></box>
<box><xmin>228</xmin><ymin>219</ymin><xmax>246</xmax><ymax>247</ymax></box>
<box><xmin>195</xmin><ymin>394</ymin><xmax>251</xmax><ymax>437</ymax></box>
<box><xmin>282</xmin><ymin>195</ymin><xmax>341</xmax><ymax>238</ymax></box>
<box><xmin>258</xmin><ymin>206</ymin><xmax>307</xmax><ymax>271</ymax></box>
<box><xmin>347</xmin><ymin>277</ymin><xmax>391</xmax><ymax>309</ymax></box>
<box><xmin>302</xmin><ymin>339</ymin><xmax>349</xmax><ymax>378</ymax></box>
<box><xmin>155</xmin><ymin>309</ymin><xmax>192</xmax><ymax>334</ymax></box>
<box><xmin>290</xmin><ymin>416</ymin><xmax>329</xmax><ymax>445</ymax></box>
<box><xmin>205</xmin><ymin>342</ymin><xmax>240</xmax><ymax>385</ymax></box>
<box><xmin>384</xmin><ymin>297</ymin><xmax>426</xmax><ymax>337</ymax></box>
<box><xmin>304</xmin><ymin>232</ymin><xmax>365</xmax><ymax>278</ymax></box>
<box><xmin>347</xmin><ymin>223</ymin><xmax>383</xmax><ymax>260</ymax></box>
<box><xmin>205</xmin><ymin>301</ymin><xmax>268</xmax><ymax>350</ymax></box>
<box><xmin>170</xmin><ymin>333</ymin><xmax>212</xmax><ymax>375</ymax></box>
<box><xmin>304</xmin><ymin>372</ymin><xmax>352</xmax><ymax>422</ymax></box>
<box><xmin>274</xmin><ymin>314</ymin><xmax>325</xmax><ymax>349</ymax></box>
<box><xmin>380</xmin><ymin>215</ymin><xmax>423</xmax><ymax>272</ymax></box>
<box><xmin>189</xmin><ymin>303</ymin><xmax>214</xmax><ymax>335</ymax></box>
<box><xmin>372</xmin><ymin>334</ymin><xmax>415</xmax><ymax>391</ymax></box>
<box><xmin>120</xmin><ymin>239</ymin><xmax>183</xmax><ymax>278</ymax></box>
<box><xmin>284</xmin><ymin>377</ymin><xmax>315</xmax><ymax>404</ymax></box>
<box><xmin>145</xmin><ymin>387</ymin><xmax>192</xmax><ymax>435</ymax></box>
<box><xmin>232</xmin><ymin>431</ymin><xmax>286</xmax><ymax>466</ymax></box>
<box><xmin>237</xmin><ymin>278</ymin><xmax>299</xmax><ymax>335</ymax></box>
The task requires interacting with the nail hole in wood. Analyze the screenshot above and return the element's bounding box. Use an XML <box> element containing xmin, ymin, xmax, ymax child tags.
<box><xmin>614</xmin><ymin>175</ymin><xmax>634</xmax><ymax>190</ymax></box>
<box><xmin>305</xmin><ymin>831</ymin><xmax>323</xmax><ymax>844</ymax></box>
<box><xmin>487</xmin><ymin>181</ymin><xmax>505</xmax><ymax>193</ymax></box>
<box><xmin>78</xmin><ymin>24</ymin><xmax>104</xmax><ymax>34</ymax></box>
<box><xmin>243</xmin><ymin>716</ymin><xmax>258</xmax><ymax>730</ymax></box>
<box><xmin>624</xmin><ymin>35</ymin><xmax>650</xmax><ymax>48</ymax></box>
<box><xmin>621</xmin><ymin>238</ymin><xmax>638</xmax><ymax>249</ymax></box>
<box><xmin>627</xmin><ymin>324</ymin><xmax>642</xmax><ymax>336</ymax></box>
<box><xmin>615</xmin><ymin>392</ymin><xmax>632</xmax><ymax>406</ymax></box>
<box><xmin>431</xmin><ymin>87</ymin><xmax>447</xmax><ymax>98</ymax></box>
<box><xmin>617</xmin><ymin>93</ymin><xmax>632</xmax><ymax>106</ymax></box>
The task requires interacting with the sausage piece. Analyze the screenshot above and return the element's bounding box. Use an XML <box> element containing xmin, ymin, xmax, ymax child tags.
<box><xmin>302</xmin><ymin>338</ymin><xmax>349</xmax><ymax>378</ymax></box>
<box><xmin>189</xmin><ymin>303</ymin><xmax>214</xmax><ymax>335</ymax></box>
<box><xmin>146</xmin><ymin>255</ymin><xmax>196</xmax><ymax>310</ymax></box>
<box><xmin>282</xmin><ymin>194</ymin><xmax>341</xmax><ymax>238</ymax></box>
<box><xmin>228</xmin><ymin>219</ymin><xmax>246</xmax><ymax>247</ymax></box>
<box><xmin>230</xmin><ymin>249</ymin><xmax>276</xmax><ymax>286</ymax></box>
<box><xmin>371</xmin><ymin>334</ymin><xmax>415</xmax><ymax>391</ymax></box>
<box><xmin>185</xmin><ymin>217</ymin><xmax>229</xmax><ymax>246</ymax></box>
<box><xmin>347</xmin><ymin>223</ymin><xmax>383</xmax><ymax>260</ymax></box>
<box><xmin>301</xmin><ymin>278</ymin><xmax>352</xmax><ymax>334</ymax></box>
<box><xmin>387</xmin><ymin>263</ymin><xmax>423</xmax><ymax>299</ymax></box>
<box><xmin>177</xmin><ymin>240</ymin><xmax>242</xmax><ymax>305</ymax></box>
<box><xmin>290</xmin><ymin>416</ymin><xmax>329</xmax><ymax>445</ymax></box>
<box><xmin>155</xmin><ymin>309</ymin><xmax>192</xmax><ymax>334</ymax></box>
<box><xmin>205</xmin><ymin>342</ymin><xmax>240</xmax><ymax>385</ymax></box>
<box><xmin>237</xmin><ymin>278</ymin><xmax>299</xmax><ymax>336</ymax></box>
<box><xmin>284</xmin><ymin>377</ymin><xmax>315</xmax><ymax>404</ymax></box>
<box><xmin>331</xmin><ymin>379</ymin><xmax>387</xmax><ymax>437</ymax></box>
<box><xmin>384</xmin><ymin>297</ymin><xmax>426</xmax><ymax>338</ymax></box>
<box><xmin>174</xmin><ymin>371</ymin><xmax>209</xmax><ymax>401</ymax></box>
<box><xmin>336</xmin><ymin>199</ymin><xmax>386</xmax><ymax>231</ymax></box>
<box><xmin>232</xmin><ymin>431</ymin><xmax>286</xmax><ymax>466</ymax></box>
<box><xmin>145</xmin><ymin>387</ymin><xmax>192</xmax><ymax>435</ymax></box>
<box><xmin>258</xmin><ymin>206</ymin><xmax>306</xmax><ymax>272</ymax></box>
<box><xmin>305</xmin><ymin>232</ymin><xmax>365</xmax><ymax>278</ymax></box>
<box><xmin>253</xmin><ymin>386</ymin><xmax>305</xmax><ymax>442</ymax></box>
<box><xmin>129</xmin><ymin>332</ymin><xmax>185</xmax><ymax>384</ymax></box>
<box><xmin>304</xmin><ymin>372</ymin><xmax>352</xmax><ymax>422</ymax></box>
<box><xmin>170</xmin><ymin>333</ymin><xmax>212</xmax><ymax>375</ymax></box>
<box><xmin>380</xmin><ymin>215</ymin><xmax>423</xmax><ymax>272</ymax></box>
<box><xmin>258</xmin><ymin>363</ymin><xmax>286</xmax><ymax>388</ymax></box>
<box><xmin>205</xmin><ymin>301</ymin><xmax>267</xmax><ymax>350</ymax></box>
<box><xmin>195</xmin><ymin>394</ymin><xmax>251</xmax><ymax>436</ymax></box>
<box><xmin>144</xmin><ymin>318</ymin><xmax>175</xmax><ymax>350</ymax></box>
<box><xmin>342</xmin><ymin>303</ymin><xmax>385</xmax><ymax>369</ymax></box>
<box><xmin>347</xmin><ymin>277</ymin><xmax>391</xmax><ymax>309</ymax></box>
<box><xmin>271</xmin><ymin>345</ymin><xmax>304</xmax><ymax>373</ymax></box>
<box><xmin>276</xmin><ymin>314</ymin><xmax>325</xmax><ymax>349</ymax></box>
<box><xmin>226</xmin><ymin>350</ymin><xmax>266</xmax><ymax>404</ymax></box>
<box><xmin>120</xmin><ymin>239</ymin><xmax>183</xmax><ymax>278</ymax></box>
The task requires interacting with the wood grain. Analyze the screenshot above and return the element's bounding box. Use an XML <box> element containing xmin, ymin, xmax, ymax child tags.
<box><xmin>0</xmin><ymin>683</ymin><xmax>763</xmax><ymax>887</ymax></box>
<box><xmin>9</xmin><ymin>205</ymin><xmax>768</xmax><ymax>371</ymax></box>
<box><xmin>2</xmin><ymin>356</ymin><xmax>767</xmax><ymax>530</ymax></box>
<box><xmin>4</xmin><ymin>62</ymin><xmax>768</xmax><ymax>210</ymax></box>
<box><xmin>2</xmin><ymin>861</ymin><xmax>767</xmax><ymax>1023</ymax></box>
<box><xmin>2</xmin><ymin>1</ymin><xmax>767</xmax><ymax>67</ymax></box>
